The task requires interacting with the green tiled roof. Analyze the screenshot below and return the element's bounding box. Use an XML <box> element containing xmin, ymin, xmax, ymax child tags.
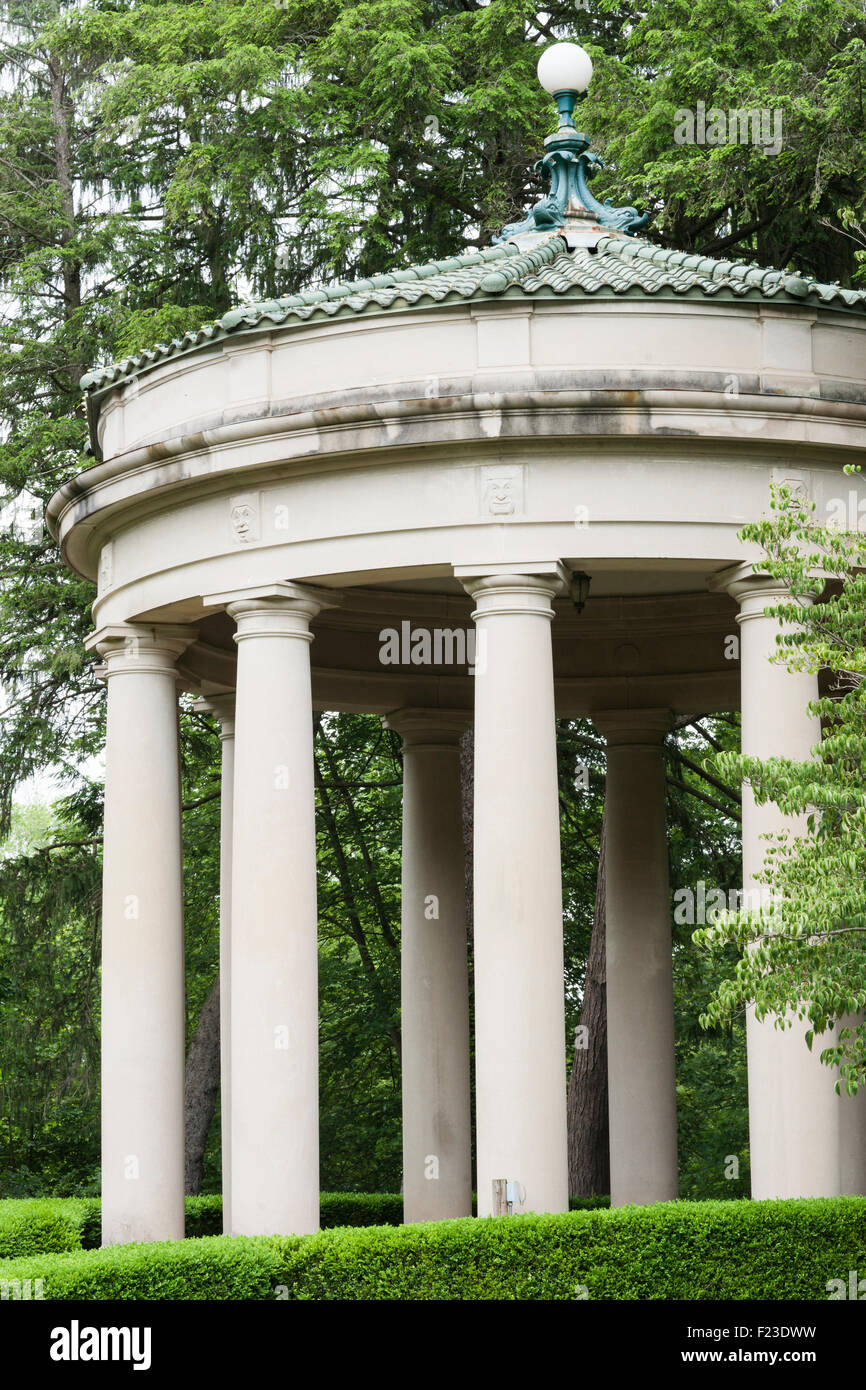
<box><xmin>81</xmin><ymin>231</ymin><xmax>866</xmax><ymax>395</ymax></box>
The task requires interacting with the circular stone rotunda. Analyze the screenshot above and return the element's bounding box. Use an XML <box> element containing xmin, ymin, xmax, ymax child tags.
<box><xmin>49</xmin><ymin>44</ymin><xmax>866</xmax><ymax>1244</ymax></box>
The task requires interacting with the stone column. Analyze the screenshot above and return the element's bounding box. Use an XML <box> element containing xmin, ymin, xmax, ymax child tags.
<box><xmin>724</xmin><ymin>564</ymin><xmax>840</xmax><ymax>1198</ymax></box>
<box><xmin>88</xmin><ymin>622</ymin><xmax>195</xmax><ymax>1246</ymax></box>
<box><xmin>213</xmin><ymin>582</ymin><xmax>335</xmax><ymax>1236</ymax></box>
<box><xmin>385</xmin><ymin>708</ymin><xmax>472</xmax><ymax>1223</ymax></box>
<box><xmin>595</xmin><ymin>709</ymin><xmax>678</xmax><ymax>1208</ymax></box>
<box><xmin>459</xmin><ymin>567</ymin><xmax>569</xmax><ymax>1218</ymax></box>
<box><xmin>194</xmin><ymin>693</ymin><xmax>235</xmax><ymax>1234</ymax></box>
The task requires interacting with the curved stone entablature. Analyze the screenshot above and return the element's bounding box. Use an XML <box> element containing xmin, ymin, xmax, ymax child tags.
<box><xmin>49</xmin><ymin>251</ymin><xmax>866</xmax><ymax>596</ymax></box>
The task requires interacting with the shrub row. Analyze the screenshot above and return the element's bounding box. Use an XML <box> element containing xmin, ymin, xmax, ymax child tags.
<box><xmin>0</xmin><ymin>1191</ymin><xmax>609</xmax><ymax>1257</ymax></box>
<box><xmin>0</xmin><ymin>1194</ymin><xmax>407</xmax><ymax>1256</ymax></box>
<box><xmin>0</xmin><ymin>1196</ymin><xmax>224</xmax><ymax>1256</ymax></box>
<box><xmin>0</xmin><ymin>1200</ymin><xmax>87</xmax><ymax>1260</ymax></box>
<box><xmin>0</xmin><ymin>1198</ymin><xmax>864</xmax><ymax>1300</ymax></box>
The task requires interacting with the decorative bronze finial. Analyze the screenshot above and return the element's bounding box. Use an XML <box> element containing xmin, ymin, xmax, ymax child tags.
<box><xmin>495</xmin><ymin>42</ymin><xmax>650</xmax><ymax>247</ymax></box>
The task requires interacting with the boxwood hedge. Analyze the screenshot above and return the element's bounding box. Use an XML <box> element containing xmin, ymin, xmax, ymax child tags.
<box><xmin>0</xmin><ymin>1191</ymin><xmax>608</xmax><ymax>1257</ymax></box>
<box><xmin>1</xmin><ymin>1198</ymin><xmax>863</xmax><ymax>1300</ymax></box>
<box><xmin>0</xmin><ymin>1199</ymin><xmax>89</xmax><ymax>1259</ymax></box>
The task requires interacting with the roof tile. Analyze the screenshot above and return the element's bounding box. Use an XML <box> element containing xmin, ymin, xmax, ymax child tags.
<box><xmin>80</xmin><ymin>234</ymin><xmax>866</xmax><ymax>394</ymax></box>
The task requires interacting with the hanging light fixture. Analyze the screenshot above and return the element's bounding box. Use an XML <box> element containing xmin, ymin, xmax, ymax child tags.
<box><xmin>570</xmin><ymin>571</ymin><xmax>592</xmax><ymax>613</ymax></box>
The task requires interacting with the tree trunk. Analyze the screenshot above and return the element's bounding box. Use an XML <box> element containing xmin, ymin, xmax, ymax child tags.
<box><xmin>184</xmin><ymin>975</ymin><xmax>221</xmax><ymax>1195</ymax></box>
<box><xmin>567</xmin><ymin>807</ymin><xmax>610</xmax><ymax>1196</ymax></box>
<box><xmin>459</xmin><ymin>727</ymin><xmax>474</xmax><ymax>950</ymax></box>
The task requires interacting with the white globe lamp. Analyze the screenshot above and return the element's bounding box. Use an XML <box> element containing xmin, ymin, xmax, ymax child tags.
<box><xmin>537</xmin><ymin>42</ymin><xmax>593</xmax><ymax>128</ymax></box>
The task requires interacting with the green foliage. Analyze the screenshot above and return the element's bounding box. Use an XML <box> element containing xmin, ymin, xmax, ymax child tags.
<box><xmin>0</xmin><ymin>1192</ymin><xmax>412</xmax><ymax>1254</ymax></box>
<box><xmin>314</xmin><ymin>713</ymin><xmax>403</xmax><ymax>1190</ymax></box>
<box><xmin>2</xmin><ymin>1198</ymin><xmax>864</xmax><ymax>1299</ymax></box>
<box><xmin>696</xmin><ymin>482</ymin><xmax>866</xmax><ymax>1090</ymax></box>
<box><xmin>664</xmin><ymin>721</ymin><xmax>750</xmax><ymax>1198</ymax></box>
<box><xmin>0</xmin><ymin>1198</ymin><xmax>87</xmax><ymax>1257</ymax></box>
<box><xmin>557</xmin><ymin>719</ymin><xmax>606</xmax><ymax>1046</ymax></box>
<box><xmin>0</xmin><ymin>807</ymin><xmax>102</xmax><ymax>1196</ymax></box>
<box><xmin>0</xmin><ymin>1192</ymin><xmax>613</xmax><ymax>1260</ymax></box>
<box><xmin>675</xmin><ymin>969</ymin><xmax>751</xmax><ymax>1200</ymax></box>
<box><xmin>587</xmin><ymin>0</ymin><xmax>866</xmax><ymax>283</ymax></box>
<box><xmin>320</xmin><ymin>1192</ymin><xmax>404</xmax><ymax>1228</ymax></box>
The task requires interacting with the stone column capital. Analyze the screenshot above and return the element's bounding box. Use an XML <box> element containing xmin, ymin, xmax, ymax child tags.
<box><xmin>193</xmin><ymin>692</ymin><xmax>236</xmax><ymax>739</ymax></box>
<box><xmin>456</xmin><ymin>561</ymin><xmax>570</xmax><ymax>591</ymax></box>
<box><xmin>205</xmin><ymin>582</ymin><xmax>342</xmax><ymax>643</ymax></box>
<box><xmin>384</xmin><ymin>707</ymin><xmax>470</xmax><ymax>748</ymax></box>
<box><xmin>709</xmin><ymin>562</ymin><xmax>818</xmax><ymax>622</ymax></box>
<box><xmin>456</xmin><ymin>563</ymin><xmax>571</xmax><ymax>620</ymax></box>
<box><xmin>85</xmin><ymin>623</ymin><xmax>198</xmax><ymax>678</ymax></box>
<box><xmin>593</xmin><ymin>708</ymin><xmax>673</xmax><ymax>747</ymax></box>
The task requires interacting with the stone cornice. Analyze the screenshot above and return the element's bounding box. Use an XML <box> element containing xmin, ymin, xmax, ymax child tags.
<box><xmin>47</xmin><ymin>381</ymin><xmax>866</xmax><ymax>581</ymax></box>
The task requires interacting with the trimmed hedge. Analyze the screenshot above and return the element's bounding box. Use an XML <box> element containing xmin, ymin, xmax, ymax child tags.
<box><xmin>0</xmin><ymin>1193</ymin><xmax>411</xmax><ymax>1256</ymax></box>
<box><xmin>0</xmin><ymin>1200</ymin><xmax>88</xmax><ymax>1259</ymax></box>
<box><xmin>178</xmin><ymin>1192</ymin><xmax>413</xmax><ymax>1234</ymax></box>
<box><xmin>568</xmin><ymin>1195</ymin><xmax>610</xmax><ymax>1212</ymax></box>
<box><xmin>1</xmin><ymin>1198</ymin><xmax>864</xmax><ymax>1300</ymax></box>
<box><xmin>321</xmin><ymin>1193</ymin><xmax>404</xmax><ymax>1227</ymax></box>
<box><xmin>0</xmin><ymin>1191</ymin><xmax>613</xmax><ymax>1258</ymax></box>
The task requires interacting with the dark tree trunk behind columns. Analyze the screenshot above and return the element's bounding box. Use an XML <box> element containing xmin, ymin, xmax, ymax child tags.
<box><xmin>459</xmin><ymin>726</ymin><xmax>476</xmax><ymax>1186</ymax></box>
<box><xmin>459</xmin><ymin>727</ymin><xmax>474</xmax><ymax>949</ymax></box>
<box><xmin>184</xmin><ymin>975</ymin><xmax>221</xmax><ymax>1195</ymax></box>
<box><xmin>567</xmin><ymin>807</ymin><xmax>610</xmax><ymax>1196</ymax></box>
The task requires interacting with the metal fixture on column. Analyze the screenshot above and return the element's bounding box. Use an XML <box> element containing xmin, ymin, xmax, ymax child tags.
<box><xmin>570</xmin><ymin>571</ymin><xmax>592</xmax><ymax>613</ymax></box>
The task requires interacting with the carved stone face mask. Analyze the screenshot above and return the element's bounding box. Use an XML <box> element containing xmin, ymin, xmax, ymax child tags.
<box><xmin>486</xmin><ymin>479</ymin><xmax>514</xmax><ymax>514</ymax></box>
<box><xmin>231</xmin><ymin>504</ymin><xmax>254</xmax><ymax>540</ymax></box>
